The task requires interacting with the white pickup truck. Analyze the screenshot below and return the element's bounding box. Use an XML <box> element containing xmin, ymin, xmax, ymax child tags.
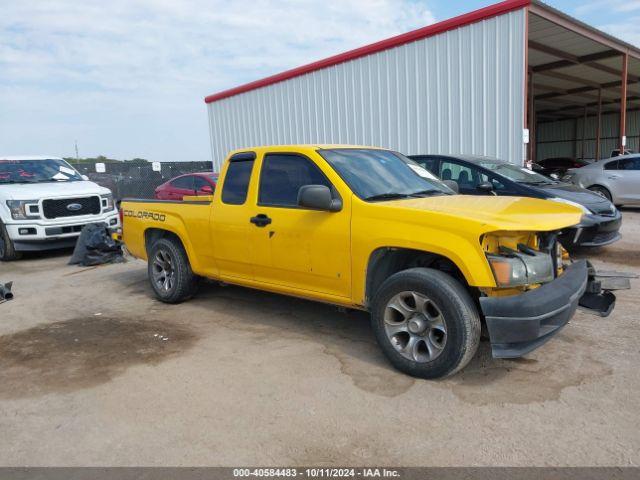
<box><xmin>0</xmin><ymin>156</ymin><xmax>120</xmax><ymax>261</ymax></box>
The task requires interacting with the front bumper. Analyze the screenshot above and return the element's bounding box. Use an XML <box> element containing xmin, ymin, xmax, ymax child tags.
<box><xmin>6</xmin><ymin>212</ymin><xmax>120</xmax><ymax>252</ymax></box>
<box><xmin>560</xmin><ymin>211</ymin><xmax>622</xmax><ymax>248</ymax></box>
<box><xmin>479</xmin><ymin>260</ymin><xmax>614</xmax><ymax>358</ymax></box>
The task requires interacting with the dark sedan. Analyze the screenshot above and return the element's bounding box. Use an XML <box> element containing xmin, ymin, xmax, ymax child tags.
<box><xmin>409</xmin><ymin>154</ymin><xmax>621</xmax><ymax>249</ymax></box>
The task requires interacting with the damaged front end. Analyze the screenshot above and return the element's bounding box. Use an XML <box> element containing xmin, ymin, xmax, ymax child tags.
<box><xmin>478</xmin><ymin>231</ymin><xmax>626</xmax><ymax>358</ymax></box>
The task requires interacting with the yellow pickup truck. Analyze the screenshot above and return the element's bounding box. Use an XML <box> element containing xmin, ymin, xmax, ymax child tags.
<box><xmin>121</xmin><ymin>145</ymin><xmax>615</xmax><ymax>378</ymax></box>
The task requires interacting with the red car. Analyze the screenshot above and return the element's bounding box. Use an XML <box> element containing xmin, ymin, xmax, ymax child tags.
<box><xmin>154</xmin><ymin>172</ymin><xmax>219</xmax><ymax>200</ymax></box>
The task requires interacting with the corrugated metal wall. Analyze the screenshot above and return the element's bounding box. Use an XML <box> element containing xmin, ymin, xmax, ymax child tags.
<box><xmin>207</xmin><ymin>9</ymin><xmax>527</xmax><ymax>171</ymax></box>
<box><xmin>536</xmin><ymin>111</ymin><xmax>640</xmax><ymax>161</ymax></box>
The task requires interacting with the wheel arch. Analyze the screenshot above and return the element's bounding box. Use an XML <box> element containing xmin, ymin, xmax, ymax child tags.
<box><xmin>364</xmin><ymin>247</ymin><xmax>472</xmax><ymax>308</ymax></box>
<box><xmin>144</xmin><ymin>227</ymin><xmax>193</xmax><ymax>264</ymax></box>
<box><xmin>586</xmin><ymin>183</ymin><xmax>613</xmax><ymax>201</ymax></box>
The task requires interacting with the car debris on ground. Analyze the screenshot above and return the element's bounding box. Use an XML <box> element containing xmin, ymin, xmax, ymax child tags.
<box><xmin>0</xmin><ymin>281</ymin><xmax>13</xmax><ymax>303</ymax></box>
<box><xmin>68</xmin><ymin>223</ymin><xmax>125</xmax><ymax>267</ymax></box>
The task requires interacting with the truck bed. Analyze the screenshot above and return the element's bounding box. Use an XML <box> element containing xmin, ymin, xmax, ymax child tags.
<box><xmin>121</xmin><ymin>197</ymin><xmax>213</xmax><ymax>267</ymax></box>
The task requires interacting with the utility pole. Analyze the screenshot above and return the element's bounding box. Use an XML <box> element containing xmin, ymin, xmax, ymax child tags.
<box><xmin>75</xmin><ymin>141</ymin><xmax>79</xmax><ymax>161</ymax></box>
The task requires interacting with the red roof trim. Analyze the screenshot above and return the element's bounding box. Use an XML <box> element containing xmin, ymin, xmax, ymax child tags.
<box><xmin>204</xmin><ymin>0</ymin><xmax>530</xmax><ymax>104</ymax></box>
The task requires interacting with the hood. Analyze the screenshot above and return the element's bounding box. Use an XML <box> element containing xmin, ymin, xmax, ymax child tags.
<box><xmin>0</xmin><ymin>180</ymin><xmax>110</xmax><ymax>201</ymax></box>
<box><xmin>375</xmin><ymin>195</ymin><xmax>583</xmax><ymax>232</ymax></box>
<box><xmin>530</xmin><ymin>183</ymin><xmax>614</xmax><ymax>214</ymax></box>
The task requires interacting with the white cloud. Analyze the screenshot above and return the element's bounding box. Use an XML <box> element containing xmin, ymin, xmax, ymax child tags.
<box><xmin>0</xmin><ymin>0</ymin><xmax>435</xmax><ymax>161</ymax></box>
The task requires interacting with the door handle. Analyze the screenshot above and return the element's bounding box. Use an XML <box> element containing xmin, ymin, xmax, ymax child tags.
<box><xmin>607</xmin><ymin>175</ymin><xmax>621</xmax><ymax>179</ymax></box>
<box><xmin>250</xmin><ymin>214</ymin><xmax>272</xmax><ymax>227</ymax></box>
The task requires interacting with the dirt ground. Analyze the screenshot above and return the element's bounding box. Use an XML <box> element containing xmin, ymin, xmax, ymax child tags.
<box><xmin>1</xmin><ymin>209</ymin><xmax>639</xmax><ymax>467</ymax></box>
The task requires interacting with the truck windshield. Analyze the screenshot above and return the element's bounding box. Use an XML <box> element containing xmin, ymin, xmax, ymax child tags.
<box><xmin>0</xmin><ymin>159</ymin><xmax>83</xmax><ymax>184</ymax></box>
<box><xmin>319</xmin><ymin>149</ymin><xmax>454</xmax><ymax>201</ymax></box>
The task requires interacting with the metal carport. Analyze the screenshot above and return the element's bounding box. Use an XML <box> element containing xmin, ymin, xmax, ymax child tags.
<box><xmin>204</xmin><ymin>0</ymin><xmax>640</xmax><ymax>170</ymax></box>
<box><xmin>527</xmin><ymin>3</ymin><xmax>640</xmax><ymax>162</ymax></box>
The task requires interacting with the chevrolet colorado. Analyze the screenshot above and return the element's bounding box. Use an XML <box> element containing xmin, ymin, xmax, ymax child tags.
<box><xmin>121</xmin><ymin>145</ymin><xmax>614</xmax><ymax>378</ymax></box>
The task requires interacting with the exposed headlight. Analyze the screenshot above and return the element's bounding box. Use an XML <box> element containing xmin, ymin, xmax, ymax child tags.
<box><xmin>487</xmin><ymin>247</ymin><xmax>555</xmax><ymax>287</ymax></box>
<box><xmin>551</xmin><ymin>197</ymin><xmax>591</xmax><ymax>214</ymax></box>
<box><xmin>100</xmin><ymin>193</ymin><xmax>114</xmax><ymax>211</ymax></box>
<box><xmin>6</xmin><ymin>200</ymin><xmax>40</xmax><ymax>220</ymax></box>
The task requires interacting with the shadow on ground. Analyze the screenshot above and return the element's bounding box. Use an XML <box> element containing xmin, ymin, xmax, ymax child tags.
<box><xmin>0</xmin><ymin>316</ymin><xmax>197</xmax><ymax>399</ymax></box>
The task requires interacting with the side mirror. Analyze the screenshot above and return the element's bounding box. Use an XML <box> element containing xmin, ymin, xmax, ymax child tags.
<box><xmin>550</xmin><ymin>173</ymin><xmax>560</xmax><ymax>180</ymax></box>
<box><xmin>477</xmin><ymin>181</ymin><xmax>494</xmax><ymax>194</ymax></box>
<box><xmin>298</xmin><ymin>185</ymin><xmax>342</xmax><ymax>212</ymax></box>
<box><xmin>200</xmin><ymin>185</ymin><xmax>213</xmax><ymax>194</ymax></box>
<box><xmin>442</xmin><ymin>180</ymin><xmax>459</xmax><ymax>193</ymax></box>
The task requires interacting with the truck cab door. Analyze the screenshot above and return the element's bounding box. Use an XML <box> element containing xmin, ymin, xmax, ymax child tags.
<box><xmin>248</xmin><ymin>152</ymin><xmax>351</xmax><ymax>299</ymax></box>
<box><xmin>211</xmin><ymin>152</ymin><xmax>257</xmax><ymax>280</ymax></box>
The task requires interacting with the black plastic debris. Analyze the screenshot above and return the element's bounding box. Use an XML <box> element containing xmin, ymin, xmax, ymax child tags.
<box><xmin>68</xmin><ymin>223</ymin><xmax>124</xmax><ymax>267</ymax></box>
<box><xmin>0</xmin><ymin>282</ymin><xmax>13</xmax><ymax>302</ymax></box>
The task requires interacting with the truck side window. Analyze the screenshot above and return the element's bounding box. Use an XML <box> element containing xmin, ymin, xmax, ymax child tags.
<box><xmin>259</xmin><ymin>154</ymin><xmax>331</xmax><ymax>207</ymax></box>
<box><xmin>222</xmin><ymin>158</ymin><xmax>254</xmax><ymax>205</ymax></box>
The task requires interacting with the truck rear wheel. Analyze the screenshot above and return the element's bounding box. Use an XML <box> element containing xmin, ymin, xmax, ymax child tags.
<box><xmin>371</xmin><ymin>268</ymin><xmax>480</xmax><ymax>379</ymax></box>
<box><xmin>0</xmin><ymin>221</ymin><xmax>21</xmax><ymax>261</ymax></box>
<box><xmin>147</xmin><ymin>237</ymin><xmax>198</xmax><ymax>303</ymax></box>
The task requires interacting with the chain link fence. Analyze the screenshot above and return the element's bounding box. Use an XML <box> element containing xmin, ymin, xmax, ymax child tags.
<box><xmin>68</xmin><ymin>161</ymin><xmax>215</xmax><ymax>201</ymax></box>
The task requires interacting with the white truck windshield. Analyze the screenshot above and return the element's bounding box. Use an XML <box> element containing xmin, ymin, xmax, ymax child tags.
<box><xmin>0</xmin><ymin>159</ymin><xmax>83</xmax><ymax>184</ymax></box>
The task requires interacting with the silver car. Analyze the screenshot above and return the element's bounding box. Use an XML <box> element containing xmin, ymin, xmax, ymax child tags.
<box><xmin>563</xmin><ymin>155</ymin><xmax>640</xmax><ymax>206</ymax></box>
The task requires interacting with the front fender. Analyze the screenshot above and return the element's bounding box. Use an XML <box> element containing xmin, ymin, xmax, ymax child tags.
<box><xmin>352</xmin><ymin>231</ymin><xmax>496</xmax><ymax>307</ymax></box>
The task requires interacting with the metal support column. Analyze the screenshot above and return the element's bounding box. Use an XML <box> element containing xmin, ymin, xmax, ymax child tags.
<box><xmin>620</xmin><ymin>53</ymin><xmax>629</xmax><ymax>153</ymax></box>
<box><xmin>581</xmin><ymin>106</ymin><xmax>587</xmax><ymax>158</ymax></box>
<box><xmin>596</xmin><ymin>88</ymin><xmax>602</xmax><ymax>160</ymax></box>
<box><xmin>527</xmin><ymin>69</ymin><xmax>534</xmax><ymax>162</ymax></box>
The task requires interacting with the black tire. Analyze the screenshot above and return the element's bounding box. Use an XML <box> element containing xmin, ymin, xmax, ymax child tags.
<box><xmin>0</xmin><ymin>221</ymin><xmax>21</xmax><ymax>261</ymax></box>
<box><xmin>371</xmin><ymin>268</ymin><xmax>481</xmax><ymax>379</ymax></box>
<box><xmin>588</xmin><ymin>185</ymin><xmax>612</xmax><ymax>202</ymax></box>
<box><xmin>147</xmin><ymin>237</ymin><xmax>198</xmax><ymax>303</ymax></box>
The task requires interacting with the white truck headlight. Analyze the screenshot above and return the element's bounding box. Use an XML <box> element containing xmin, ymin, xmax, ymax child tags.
<box><xmin>487</xmin><ymin>248</ymin><xmax>555</xmax><ymax>287</ymax></box>
<box><xmin>6</xmin><ymin>200</ymin><xmax>40</xmax><ymax>220</ymax></box>
<box><xmin>551</xmin><ymin>197</ymin><xmax>591</xmax><ymax>214</ymax></box>
<box><xmin>100</xmin><ymin>193</ymin><xmax>115</xmax><ymax>211</ymax></box>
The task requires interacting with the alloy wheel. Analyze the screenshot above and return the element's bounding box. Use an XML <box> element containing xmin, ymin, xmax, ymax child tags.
<box><xmin>383</xmin><ymin>291</ymin><xmax>448</xmax><ymax>363</ymax></box>
<box><xmin>151</xmin><ymin>249</ymin><xmax>176</xmax><ymax>292</ymax></box>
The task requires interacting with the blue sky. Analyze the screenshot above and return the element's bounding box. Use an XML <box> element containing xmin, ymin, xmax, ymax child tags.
<box><xmin>1</xmin><ymin>0</ymin><xmax>639</xmax><ymax>162</ymax></box>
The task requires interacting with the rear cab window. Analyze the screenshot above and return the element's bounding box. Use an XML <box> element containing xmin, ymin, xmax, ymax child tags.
<box><xmin>221</xmin><ymin>152</ymin><xmax>256</xmax><ymax>205</ymax></box>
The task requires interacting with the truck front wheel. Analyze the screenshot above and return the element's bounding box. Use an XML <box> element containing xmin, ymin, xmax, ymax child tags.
<box><xmin>371</xmin><ymin>268</ymin><xmax>481</xmax><ymax>379</ymax></box>
<box><xmin>0</xmin><ymin>221</ymin><xmax>21</xmax><ymax>261</ymax></box>
<box><xmin>147</xmin><ymin>237</ymin><xmax>198</xmax><ymax>303</ymax></box>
